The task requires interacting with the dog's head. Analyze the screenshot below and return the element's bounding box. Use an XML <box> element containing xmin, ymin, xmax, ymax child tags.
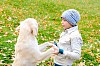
<box><xmin>16</xmin><ymin>18</ymin><xmax>38</xmax><ymax>36</ymax></box>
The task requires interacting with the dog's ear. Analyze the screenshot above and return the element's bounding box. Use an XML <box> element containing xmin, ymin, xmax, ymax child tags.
<box><xmin>29</xmin><ymin>19</ymin><xmax>38</xmax><ymax>36</ymax></box>
<box><xmin>31</xmin><ymin>26</ymin><xmax>38</xmax><ymax>36</ymax></box>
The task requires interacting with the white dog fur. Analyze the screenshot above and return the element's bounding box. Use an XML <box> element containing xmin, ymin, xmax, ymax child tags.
<box><xmin>12</xmin><ymin>18</ymin><xmax>55</xmax><ymax>66</ymax></box>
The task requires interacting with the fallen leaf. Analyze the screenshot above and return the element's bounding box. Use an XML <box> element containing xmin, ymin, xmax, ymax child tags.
<box><xmin>7</xmin><ymin>16</ymin><xmax>12</xmax><ymax>21</ymax></box>
<box><xmin>4</xmin><ymin>32</ymin><xmax>9</xmax><ymax>36</ymax></box>
<box><xmin>13</xmin><ymin>31</ymin><xmax>19</xmax><ymax>36</ymax></box>
<box><xmin>96</xmin><ymin>58</ymin><xmax>100</xmax><ymax>63</ymax></box>
<box><xmin>0</xmin><ymin>21</ymin><xmax>4</xmax><ymax>25</ymax></box>
<box><xmin>0</xmin><ymin>27</ymin><xmax>2</xmax><ymax>32</ymax></box>
<box><xmin>78</xmin><ymin>62</ymin><xmax>85</xmax><ymax>66</ymax></box>
<box><xmin>5</xmin><ymin>40</ymin><xmax>12</xmax><ymax>43</ymax></box>
<box><xmin>0</xmin><ymin>8</ymin><xmax>3</xmax><ymax>13</ymax></box>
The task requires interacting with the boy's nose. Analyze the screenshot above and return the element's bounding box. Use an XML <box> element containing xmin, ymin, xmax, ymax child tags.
<box><xmin>61</xmin><ymin>21</ymin><xmax>63</xmax><ymax>24</ymax></box>
<box><xmin>61</xmin><ymin>20</ymin><xmax>64</xmax><ymax>24</ymax></box>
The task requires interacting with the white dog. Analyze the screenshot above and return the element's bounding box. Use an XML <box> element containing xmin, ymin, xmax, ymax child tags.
<box><xmin>12</xmin><ymin>18</ymin><xmax>56</xmax><ymax>66</ymax></box>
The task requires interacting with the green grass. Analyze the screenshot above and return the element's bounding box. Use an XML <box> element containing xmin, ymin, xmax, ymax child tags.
<box><xmin>0</xmin><ymin>0</ymin><xmax>100</xmax><ymax>66</ymax></box>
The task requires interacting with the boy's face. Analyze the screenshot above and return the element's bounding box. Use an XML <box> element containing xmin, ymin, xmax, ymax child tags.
<box><xmin>61</xmin><ymin>18</ymin><xmax>72</xmax><ymax>30</ymax></box>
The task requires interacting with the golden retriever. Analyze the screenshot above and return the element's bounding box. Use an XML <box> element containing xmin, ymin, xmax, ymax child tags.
<box><xmin>12</xmin><ymin>18</ymin><xmax>55</xmax><ymax>66</ymax></box>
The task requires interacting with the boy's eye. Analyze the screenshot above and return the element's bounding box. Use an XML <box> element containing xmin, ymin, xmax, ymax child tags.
<box><xmin>63</xmin><ymin>19</ymin><xmax>66</xmax><ymax>21</ymax></box>
<box><xmin>64</xmin><ymin>19</ymin><xmax>66</xmax><ymax>21</ymax></box>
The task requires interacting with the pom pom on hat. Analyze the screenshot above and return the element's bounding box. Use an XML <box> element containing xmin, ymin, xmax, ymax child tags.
<box><xmin>61</xmin><ymin>9</ymin><xmax>80</xmax><ymax>26</ymax></box>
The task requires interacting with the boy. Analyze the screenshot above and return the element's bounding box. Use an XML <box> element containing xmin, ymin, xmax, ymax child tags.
<box><xmin>53</xmin><ymin>9</ymin><xmax>83</xmax><ymax>66</ymax></box>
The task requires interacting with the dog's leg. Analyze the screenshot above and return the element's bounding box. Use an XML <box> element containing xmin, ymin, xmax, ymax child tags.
<box><xmin>32</xmin><ymin>46</ymin><xmax>54</xmax><ymax>62</ymax></box>
<box><xmin>39</xmin><ymin>42</ymin><xmax>53</xmax><ymax>51</ymax></box>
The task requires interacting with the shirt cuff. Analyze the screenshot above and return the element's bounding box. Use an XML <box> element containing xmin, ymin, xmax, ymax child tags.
<box><xmin>59</xmin><ymin>49</ymin><xmax>64</xmax><ymax>54</ymax></box>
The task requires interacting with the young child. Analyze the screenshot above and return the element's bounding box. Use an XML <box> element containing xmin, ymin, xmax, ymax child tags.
<box><xmin>53</xmin><ymin>9</ymin><xmax>83</xmax><ymax>66</ymax></box>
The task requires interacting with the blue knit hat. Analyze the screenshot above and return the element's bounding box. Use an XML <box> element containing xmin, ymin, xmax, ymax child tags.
<box><xmin>61</xmin><ymin>9</ymin><xmax>80</xmax><ymax>26</ymax></box>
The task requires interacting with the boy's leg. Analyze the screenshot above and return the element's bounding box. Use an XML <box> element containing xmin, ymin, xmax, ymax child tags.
<box><xmin>54</xmin><ymin>63</ymin><xmax>62</xmax><ymax>66</ymax></box>
<box><xmin>54</xmin><ymin>63</ymin><xmax>72</xmax><ymax>66</ymax></box>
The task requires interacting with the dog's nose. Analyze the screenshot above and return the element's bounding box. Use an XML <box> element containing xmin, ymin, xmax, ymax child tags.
<box><xmin>38</xmin><ymin>23</ymin><xmax>40</xmax><ymax>27</ymax></box>
<box><xmin>16</xmin><ymin>26</ymin><xmax>20</xmax><ymax>32</ymax></box>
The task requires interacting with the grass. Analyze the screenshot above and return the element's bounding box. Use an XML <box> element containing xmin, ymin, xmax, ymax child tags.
<box><xmin>0</xmin><ymin>0</ymin><xmax>100</xmax><ymax>66</ymax></box>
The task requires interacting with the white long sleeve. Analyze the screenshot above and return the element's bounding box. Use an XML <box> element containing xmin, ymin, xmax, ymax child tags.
<box><xmin>64</xmin><ymin>37</ymin><xmax>82</xmax><ymax>60</ymax></box>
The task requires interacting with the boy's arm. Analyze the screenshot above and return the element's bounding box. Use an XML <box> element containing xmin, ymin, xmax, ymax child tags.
<box><xmin>58</xmin><ymin>37</ymin><xmax>83</xmax><ymax>60</ymax></box>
